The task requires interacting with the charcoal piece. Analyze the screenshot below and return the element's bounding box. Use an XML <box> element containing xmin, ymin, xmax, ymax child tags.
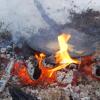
<box><xmin>96</xmin><ymin>65</ymin><xmax>100</xmax><ymax>76</ymax></box>
<box><xmin>69</xmin><ymin>63</ymin><xmax>78</xmax><ymax>69</ymax></box>
<box><xmin>45</xmin><ymin>56</ymin><xmax>56</xmax><ymax>66</ymax></box>
<box><xmin>9</xmin><ymin>87</ymin><xmax>38</xmax><ymax>100</ymax></box>
<box><xmin>69</xmin><ymin>95</ymin><xmax>73</xmax><ymax>100</ymax></box>
<box><xmin>33</xmin><ymin>66</ymin><xmax>41</xmax><ymax>80</ymax></box>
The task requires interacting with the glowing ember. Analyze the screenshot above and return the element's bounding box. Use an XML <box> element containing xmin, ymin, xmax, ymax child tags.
<box><xmin>12</xmin><ymin>54</ymin><xmax>56</xmax><ymax>86</ymax></box>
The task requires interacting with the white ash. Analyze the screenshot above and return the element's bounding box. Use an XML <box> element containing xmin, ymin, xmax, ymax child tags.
<box><xmin>0</xmin><ymin>69</ymin><xmax>100</xmax><ymax>100</ymax></box>
<box><xmin>57</xmin><ymin>68</ymin><xmax>75</xmax><ymax>84</ymax></box>
<box><xmin>17</xmin><ymin>79</ymin><xmax>100</xmax><ymax>100</ymax></box>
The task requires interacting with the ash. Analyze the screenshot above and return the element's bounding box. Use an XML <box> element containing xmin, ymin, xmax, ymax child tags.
<box><xmin>0</xmin><ymin>79</ymin><xmax>100</xmax><ymax>100</ymax></box>
<box><xmin>0</xmin><ymin>42</ymin><xmax>100</xmax><ymax>100</ymax></box>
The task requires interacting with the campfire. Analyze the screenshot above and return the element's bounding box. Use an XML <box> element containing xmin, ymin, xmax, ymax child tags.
<box><xmin>0</xmin><ymin>33</ymin><xmax>100</xmax><ymax>100</ymax></box>
<box><xmin>10</xmin><ymin>33</ymin><xmax>81</xmax><ymax>86</ymax></box>
<box><xmin>0</xmin><ymin>33</ymin><xmax>97</xmax><ymax>88</ymax></box>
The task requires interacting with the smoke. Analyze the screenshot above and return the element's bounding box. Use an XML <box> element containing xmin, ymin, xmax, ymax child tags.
<box><xmin>0</xmin><ymin>0</ymin><xmax>48</xmax><ymax>42</ymax></box>
<box><xmin>0</xmin><ymin>1</ymin><xmax>99</xmax><ymax>27</ymax></box>
<box><xmin>0</xmin><ymin>0</ymin><xmax>100</xmax><ymax>43</ymax></box>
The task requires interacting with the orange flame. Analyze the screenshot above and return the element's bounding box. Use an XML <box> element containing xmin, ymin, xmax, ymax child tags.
<box><xmin>56</xmin><ymin>34</ymin><xmax>79</xmax><ymax>64</ymax></box>
<box><xmin>35</xmin><ymin>53</ymin><xmax>45</xmax><ymax>68</ymax></box>
<box><xmin>49</xmin><ymin>33</ymin><xmax>80</xmax><ymax>77</ymax></box>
